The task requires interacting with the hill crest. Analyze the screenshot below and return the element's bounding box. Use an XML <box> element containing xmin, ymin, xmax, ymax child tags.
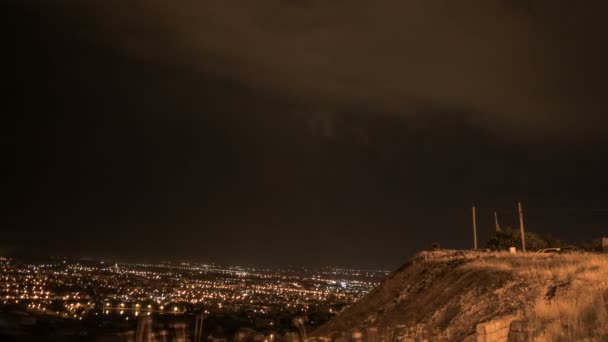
<box><xmin>312</xmin><ymin>250</ymin><xmax>608</xmax><ymax>341</ymax></box>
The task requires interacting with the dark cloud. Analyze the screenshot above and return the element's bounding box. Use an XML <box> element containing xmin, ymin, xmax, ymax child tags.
<box><xmin>3</xmin><ymin>1</ymin><xmax>608</xmax><ymax>268</ymax></box>
<box><xmin>40</xmin><ymin>0</ymin><xmax>608</xmax><ymax>139</ymax></box>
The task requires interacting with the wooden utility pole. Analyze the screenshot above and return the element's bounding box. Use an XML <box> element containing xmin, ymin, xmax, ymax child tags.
<box><xmin>518</xmin><ymin>201</ymin><xmax>526</xmax><ymax>253</ymax></box>
<box><xmin>472</xmin><ymin>205</ymin><xmax>478</xmax><ymax>250</ymax></box>
<box><xmin>494</xmin><ymin>211</ymin><xmax>501</xmax><ymax>232</ymax></box>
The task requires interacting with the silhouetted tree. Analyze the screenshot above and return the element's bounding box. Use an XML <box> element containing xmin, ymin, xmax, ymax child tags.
<box><xmin>486</xmin><ymin>227</ymin><xmax>561</xmax><ymax>251</ymax></box>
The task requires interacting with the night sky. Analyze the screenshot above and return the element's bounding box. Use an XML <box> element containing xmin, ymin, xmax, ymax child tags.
<box><xmin>2</xmin><ymin>1</ymin><xmax>608</xmax><ymax>268</ymax></box>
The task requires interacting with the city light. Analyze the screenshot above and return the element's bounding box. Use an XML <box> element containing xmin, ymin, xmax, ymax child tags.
<box><xmin>0</xmin><ymin>256</ymin><xmax>387</xmax><ymax>329</ymax></box>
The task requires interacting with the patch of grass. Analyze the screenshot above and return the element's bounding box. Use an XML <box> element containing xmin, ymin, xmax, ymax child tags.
<box><xmin>465</xmin><ymin>251</ymin><xmax>608</xmax><ymax>341</ymax></box>
<box><xmin>531</xmin><ymin>289</ymin><xmax>608</xmax><ymax>341</ymax></box>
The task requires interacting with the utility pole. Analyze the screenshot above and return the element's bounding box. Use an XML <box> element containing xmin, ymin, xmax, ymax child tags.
<box><xmin>494</xmin><ymin>211</ymin><xmax>501</xmax><ymax>232</ymax></box>
<box><xmin>472</xmin><ymin>205</ymin><xmax>478</xmax><ymax>250</ymax></box>
<box><xmin>518</xmin><ymin>201</ymin><xmax>526</xmax><ymax>253</ymax></box>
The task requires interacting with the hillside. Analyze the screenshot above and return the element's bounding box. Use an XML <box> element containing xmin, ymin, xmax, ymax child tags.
<box><xmin>311</xmin><ymin>250</ymin><xmax>608</xmax><ymax>341</ymax></box>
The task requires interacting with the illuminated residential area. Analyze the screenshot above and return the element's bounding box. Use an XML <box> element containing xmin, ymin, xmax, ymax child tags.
<box><xmin>0</xmin><ymin>256</ymin><xmax>387</xmax><ymax>339</ymax></box>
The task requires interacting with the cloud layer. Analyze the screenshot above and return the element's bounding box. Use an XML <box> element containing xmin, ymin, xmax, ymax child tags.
<box><xmin>50</xmin><ymin>0</ymin><xmax>608</xmax><ymax>138</ymax></box>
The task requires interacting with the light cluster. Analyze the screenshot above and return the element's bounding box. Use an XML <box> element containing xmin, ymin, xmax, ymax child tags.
<box><xmin>0</xmin><ymin>257</ymin><xmax>387</xmax><ymax>323</ymax></box>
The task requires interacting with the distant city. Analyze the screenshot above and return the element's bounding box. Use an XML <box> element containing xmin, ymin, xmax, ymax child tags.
<box><xmin>0</xmin><ymin>255</ymin><xmax>388</xmax><ymax>340</ymax></box>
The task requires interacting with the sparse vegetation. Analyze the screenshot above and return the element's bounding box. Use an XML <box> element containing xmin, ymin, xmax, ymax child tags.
<box><xmin>458</xmin><ymin>252</ymin><xmax>608</xmax><ymax>341</ymax></box>
<box><xmin>314</xmin><ymin>250</ymin><xmax>608</xmax><ymax>341</ymax></box>
<box><xmin>485</xmin><ymin>228</ymin><xmax>562</xmax><ymax>251</ymax></box>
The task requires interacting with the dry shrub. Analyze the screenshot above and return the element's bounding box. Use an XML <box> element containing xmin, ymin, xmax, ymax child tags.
<box><xmin>531</xmin><ymin>290</ymin><xmax>608</xmax><ymax>341</ymax></box>
<box><xmin>466</xmin><ymin>252</ymin><xmax>608</xmax><ymax>340</ymax></box>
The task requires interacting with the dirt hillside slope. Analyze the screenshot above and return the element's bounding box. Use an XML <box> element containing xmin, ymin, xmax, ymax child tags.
<box><xmin>312</xmin><ymin>250</ymin><xmax>608</xmax><ymax>341</ymax></box>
